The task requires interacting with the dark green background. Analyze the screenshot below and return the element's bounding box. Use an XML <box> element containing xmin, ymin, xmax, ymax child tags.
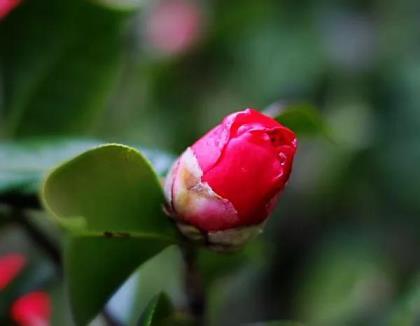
<box><xmin>1</xmin><ymin>0</ymin><xmax>420</xmax><ymax>325</ymax></box>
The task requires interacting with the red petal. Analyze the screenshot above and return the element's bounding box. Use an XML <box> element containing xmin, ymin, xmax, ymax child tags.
<box><xmin>191</xmin><ymin>116</ymin><xmax>233</xmax><ymax>172</ymax></box>
<box><xmin>197</xmin><ymin>109</ymin><xmax>296</xmax><ymax>227</ymax></box>
<box><xmin>0</xmin><ymin>253</ymin><xmax>26</xmax><ymax>290</ymax></box>
<box><xmin>0</xmin><ymin>0</ymin><xmax>20</xmax><ymax>20</ymax></box>
<box><xmin>11</xmin><ymin>291</ymin><xmax>51</xmax><ymax>326</ymax></box>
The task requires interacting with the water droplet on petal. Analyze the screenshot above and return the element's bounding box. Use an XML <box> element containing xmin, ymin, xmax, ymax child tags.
<box><xmin>278</xmin><ymin>152</ymin><xmax>287</xmax><ymax>165</ymax></box>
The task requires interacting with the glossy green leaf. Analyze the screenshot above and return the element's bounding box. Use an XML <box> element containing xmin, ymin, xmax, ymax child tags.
<box><xmin>0</xmin><ymin>138</ymin><xmax>174</xmax><ymax>195</ymax></box>
<box><xmin>0</xmin><ymin>0</ymin><xmax>132</xmax><ymax>137</ymax></box>
<box><xmin>268</xmin><ymin>103</ymin><xmax>332</xmax><ymax>140</ymax></box>
<box><xmin>42</xmin><ymin>144</ymin><xmax>177</xmax><ymax>325</ymax></box>
<box><xmin>65</xmin><ymin>235</ymin><xmax>173</xmax><ymax>326</ymax></box>
<box><xmin>137</xmin><ymin>292</ymin><xmax>174</xmax><ymax>326</ymax></box>
<box><xmin>42</xmin><ymin>144</ymin><xmax>174</xmax><ymax>235</ymax></box>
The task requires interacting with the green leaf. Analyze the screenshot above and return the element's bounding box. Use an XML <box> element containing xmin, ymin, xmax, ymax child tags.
<box><xmin>65</xmin><ymin>235</ymin><xmax>173</xmax><ymax>326</ymax></box>
<box><xmin>0</xmin><ymin>0</ymin><xmax>133</xmax><ymax>137</ymax></box>
<box><xmin>41</xmin><ymin>143</ymin><xmax>177</xmax><ymax>324</ymax></box>
<box><xmin>42</xmin><ymin>144</ymin><xmax>174</xmax><ymax>235</ymax></box>
<box><xmin>0</xmin><ymin>138</ymin><xmax>174</xmax><ymax>195</ymax></box>
<box><xmin>268</xmin><ymin>103</ymin><xmax>332</xmax><ymax>140</ymax></box>
<box><xmin>137</xmin><ymin>293</ymin><xmax>174</xmax><ymax>326</ymax></box>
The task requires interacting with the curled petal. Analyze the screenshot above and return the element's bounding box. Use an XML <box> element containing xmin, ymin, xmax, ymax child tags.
<box><xmin>170</xmin><ymin>147</ymin><xmax>239</xmax><ymax>231</ymax></box>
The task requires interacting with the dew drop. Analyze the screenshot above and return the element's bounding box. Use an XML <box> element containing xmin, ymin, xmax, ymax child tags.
<box><xmin>278</xmin><ymin>152</ymin><xmax>287</xmax><ymax>165</ymax></box>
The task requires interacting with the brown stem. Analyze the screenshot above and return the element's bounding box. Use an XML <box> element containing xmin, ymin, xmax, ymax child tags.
<box><xmin>181</xmin><ymin>243</ymin><xmax>206</xmax><ymax>325</ymax></box>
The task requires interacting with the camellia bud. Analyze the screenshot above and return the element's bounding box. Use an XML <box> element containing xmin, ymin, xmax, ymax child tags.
<box><xmin>164</xmin><ymin>109</ymin><xmax>297</xmax><ymax>251</ymax></box>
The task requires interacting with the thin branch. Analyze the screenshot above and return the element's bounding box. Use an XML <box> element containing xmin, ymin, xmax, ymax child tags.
<box><xmin>181</xmin><ymin>242</ymin><xmax>206</xmax><ymax>325</ymax></box>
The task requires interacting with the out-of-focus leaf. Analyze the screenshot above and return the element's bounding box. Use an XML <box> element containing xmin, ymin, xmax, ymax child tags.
<box><xmin>376</xmin><ymin>140</ymin><xmax>420</xmax><ymax>217</ymax></box>
<box><xmin>0</xmin><ymin>139</ymin><xmax>101</xmax><ymax>194</ymax></box>
<box><xmin>94</xmin><ymin>0</ymin><xmax>144</xmax><ymax>11</ymax></box>
<box><xmin>137</xmin><ymin>292</ymin><xmax>174</xmax><ymax>326</ymax></box>
<box><xmin>198</xmin><ymin>240</ymin><xmax>265</xmax><ymax>288</ymax></box>
<box><xmin>267</xmin><ymin>103</ymin><xmax>332</xmax><ymax>140</ymax></box>
<box><xmin>0</xmin><ymin>138</ymin><xmax>175</xmax><ymax>195</ymax></box>
<box><xmin>42</xmin><ymin>144</ymin><xmax>175</xmax><ymax>235</ymax></box>
<box><xmin>66</xmin><ymin>234</ymin><xmax>173</xmax><ymax>326</ymax></box>
<box><xmin>246</xmin><ymin>322</ymin><xmax>303</xmax><ymax>326</ymax></box>
<box><xmin>232</xmin><ymin>19</ymin><xmax>324</xmax><ymax>102</ymax></box>
<box><xmin>387</xmin><ymin>274</ymin><xmax>420</xmax><ymax>326</ymax></box>
<box><xmin>128</xmin><ymin>246</ymin><xmax>184</xmax><ymax>324</ymax></box>
<box><xmin>50</xmin><ymin>283</ymin><xmax>73</xmax><ymax>326</ymax></box>
<box><xmin>296</xmin><ymin>232</ymin><xmax>393</xmax><ymax>325</ymax></box>
<box><xmin>0</xmin><ymin>0</ymin><xmax>133</xmax><ymax>137</ymax></box>
<box><xmin>139</xmin><ymin>147</ymin><xmax>176</xmax><ymax>177</ymax></box>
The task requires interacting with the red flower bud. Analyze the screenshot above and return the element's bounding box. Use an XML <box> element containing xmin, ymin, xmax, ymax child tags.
<box><xmin>0</xmin><ymin>253</ymin><xmax>26</xmax><ymax>290</ymax></box>
<box><xmin>11</xmin><ymin>291</ymin><xmax>51</xmax><ymax>326</ymax></box>
<box><xmin>164</xmin><ymin>109</ymin><xmax>297</xmax><ymax>250</ymax></box>
<box><xmin>0</xmin><ymin>0</ymin><xmax>20</xmax><ymax>20</ymax></box>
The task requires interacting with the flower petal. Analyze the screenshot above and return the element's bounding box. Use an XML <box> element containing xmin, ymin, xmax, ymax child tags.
<box><xmin>172</xmin><ymin>148</ymin><xmax>239</xmax><ymax>231</ymax></box>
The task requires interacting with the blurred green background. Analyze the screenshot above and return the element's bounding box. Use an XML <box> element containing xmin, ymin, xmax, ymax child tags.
<box><xmin>1</xmin><ymin>0</ymin><xmax>420</xmax><ymax>325</ymax></box>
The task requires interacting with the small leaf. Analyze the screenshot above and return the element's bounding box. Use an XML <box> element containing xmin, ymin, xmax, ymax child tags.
<box><xmin>41</xmin><ymin>144</ymin><xmax>175</xmax><ymax>235</ymax></box>
<box><xmin>267</xmin><ymin>102</ymin><xmax>332</xmax><ymax>140</ymax></box>
<box><xmin>137</xmin><ymin>293</ymin><xmax>174</xmax><ymax>326</ymax></box>
<box><xmin>65</xmin><ymin>234</ymin><xmax>173</xmax><ymax>326</ymax></box>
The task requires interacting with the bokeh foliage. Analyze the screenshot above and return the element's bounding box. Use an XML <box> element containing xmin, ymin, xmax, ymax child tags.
<box><xmin>1</xmin><ymin>0</ymin><xmax>420</xmax><ymax>325</ymax></box>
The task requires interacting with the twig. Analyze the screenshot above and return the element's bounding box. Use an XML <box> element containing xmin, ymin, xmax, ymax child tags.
<box><xmin>181</xmin><ymin>242</ymin><xmax>206</xmax><ymax>325</ymax></box>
